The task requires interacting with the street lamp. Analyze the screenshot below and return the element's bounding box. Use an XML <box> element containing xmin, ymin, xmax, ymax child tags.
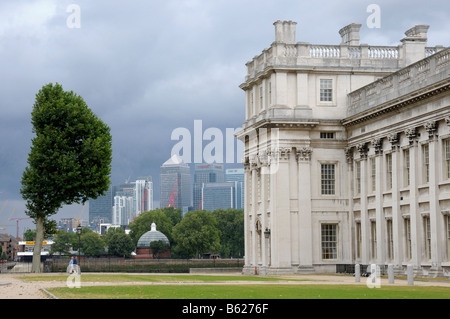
<box><xmin>76</xmin><ymin>224</ymin><xmax>82</xmax><ymax>273</ymax></box>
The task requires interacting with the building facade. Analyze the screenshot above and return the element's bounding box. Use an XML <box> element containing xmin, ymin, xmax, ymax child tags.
<box><xmin>193</xmin><ymin>163</ymin><xmax>225</xmax><ymax>210</ymax></box>
<box><xmin>160</xmin><ymin>155</ymin><xmax>192</xmax><ymax>215</ymax></box>
<box><xmin>225</xmin><ymin>168</ymin><xmax>245</xmax><ymax>209</ymax></box>
<box><xmin>236</xmin><ymin>20</ymin><xmax>449</xmax><ymax>276</ymax></box>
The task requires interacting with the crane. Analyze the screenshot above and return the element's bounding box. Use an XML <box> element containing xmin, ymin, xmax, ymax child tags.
<box><xmin>9</xmin><ymin>217</ymin><xmax>32</xmax><ymax>239</ymax></box>
<box><xmin>167</xmin><ymin>180</ymin><xmax>178</xmax><ymax>208</ymax></box>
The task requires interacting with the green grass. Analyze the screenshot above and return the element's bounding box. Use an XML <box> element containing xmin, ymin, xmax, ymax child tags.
<box><xmin>46</xmin><ymin>284</ymin><xmax>450</xmax><ymax>299</ymax></box>
<box><xmin>22</xmin><ymin>274</ymin><xmax>302</xmax><ymax>283</ymax></box>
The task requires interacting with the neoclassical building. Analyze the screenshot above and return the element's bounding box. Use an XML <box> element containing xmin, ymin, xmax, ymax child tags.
<box><xmin>236</xmin><ymin>20</ymin><xmax>449</xmax><ymax>277</ymax></box>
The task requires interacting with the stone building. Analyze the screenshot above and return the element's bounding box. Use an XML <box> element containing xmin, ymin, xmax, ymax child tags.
<box><xmin>236</xmin><ymin>20</ymin><xmax>449</xmax><ymax>276</ymax></box>
<box><xmin>135</xmin><ymin>223</ymin><xmax>171</xmax><ymax>259</ymax></box>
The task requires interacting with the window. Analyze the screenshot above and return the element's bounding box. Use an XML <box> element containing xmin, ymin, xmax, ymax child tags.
<box><xmin>320</xmin><ymin>132</ymin><xmax>335</xmax><ymax>139</ymax></box>
<box><xmin>321</xmin><ymin>224</ymin><xmax>337</xmax><ymax>259</ymax></box>
<box><xmin>405</xmin><ymin>218</ymin><xmax>412</xmax><ymax>260</ymax></box>
<box><xmin>387</xmin><ymin>219</ymin><xmax>394</xmax><ymax>260</ymax></box>
<box><xmin>371</xmin><ymin>221</ymin><xmax>377</xmax><ymax>260</ymax></box>
<box><xmin>355</xmin><ymin>161</ymin><xmax>361</xmax><ymax>195</ymax></box>
<box><xmin>445</xmin><ymin>139</ymin><xmax>450</xmax><ymax>179</ymax></box>
<box><xmin>424</xmin><ymin>216</ymin><xmax>431</xmax><ymax>260</ymax></box>
<box><xmin>371</xmin><ymin>157</ymin><xmax>376</xmax><ymax>193</ymax></box>
<box><xmin>404</xmin><ymin>148</ymin><xmax>410</xmax><ymax>187</ymax></box>
<box><xmin>423</xmin><ymin>144</ymin><xmax>429</xmax><ymax>183</ymax></box>
<box><xmin>321</xmin><ymin>164</ymin><xmax>335</xmax><ymax>195</ymax></box>
<box><xmin>320</xmin><ymin>79</ymin><xmax>333</xmax><ymax>102</ymax></box>
<box><xmin>386</xmin><ymin>154</ymin><xmax>392</xmax><ymax>190</ymax></box>
<box><xmin>446</xmin><ymin>215</ymin><xmax>450</xmax><ymax>261</ymax></box>
<box><xmin>356</xmin><ymin>222</ymin><xmax>362</xmax><ymax>260</ymax></box>
<box><xmin>259</xmin><ymin>86</ymin><xmax>263</xmax><ymax>110</ymax></box>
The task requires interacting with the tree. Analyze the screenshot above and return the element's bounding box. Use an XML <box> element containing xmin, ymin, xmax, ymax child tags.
<box><xmin>23</xmin><ymin>229</ymin><xmax>36</xmax><ymax>241</ymax></box>
<box><xmin>80</xmin><ymin>229</ymin><xmax>106</xmax><ymax>257</ymax></box>
<box><xmin>128</xmin><ymin>209</ymin><xmax>174</xmax><ymax>246</ymax></box>
<box><xmin>105</xmin><ymin>232</ymin><xmax>135</xmax><ymax>257</ymax></box>
<box><xmin>50</xmin><ymin>229</ymin><xmax>77</xmax><ymax>255</ymax></box>
<box><xmin>20</xmin><ymin>83</ymin><xmax>112</xmax><ymax>272</ymax></box>
<box><xmin>149</xmin><ymin>240</ymin><xmax>170</xmax><ymax>259</ymax></box>
<box><xmin>172</xmin><ymin>210</ymin><xmax>221</xmax><ymax>258</ymax></box>
<box><xmin>212</xmin><ymin>208</ymin><xmax>244</xmax><ymax>258</ymax></box>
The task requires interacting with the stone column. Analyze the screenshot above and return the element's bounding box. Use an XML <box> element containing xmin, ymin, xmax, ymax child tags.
<box><xmin>243</xmin><ymin>158</ymin><xmax>252</xmax><ymax>270</ymax></box>
<box><xmin>425</xmin><ymin>121</ymin><xmax>442</xmax><ymax>269</ymax></box>
<box><xmin>250</xmin><ymin>156</ymin><xmax>258</xmax><ymax>267</ymax></box>
<box><xmin>372</xmin><ymin>137</ymin><xmax>386</xmax><ymax>265</ymax></box>
<box><xmin>296</xmin><ymin>147</ymin><xmax>313</xmax><ymax>270</ymax></box>
<box><xmin>357</xmin><ymin>143</ymin><xmax>370</xmax><ymax>264</ymax></box>
<box><xmin>388</xmin><ymin>133</ymin><xmax>403</xmax><ymax>267</ymax></box>
<box><xmin>344</xmin><ymin>147</ymin><xmax>355</xmax><ymax>262</ymax></box>
<box><xmin>259</xmin><ymin>151</ymin><xmax>269</xmax><ymax>269</ymax></box>
<box><xmin>405</xmin><ymin>127</ymin><xmax>420</xmax><ymax>267</ymax></box>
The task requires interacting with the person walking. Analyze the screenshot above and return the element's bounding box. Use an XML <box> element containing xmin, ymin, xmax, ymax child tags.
<box><xmin>67</xmin><ymin>256</ymin><xmax>74</xmax><ymax>274</ymax></box>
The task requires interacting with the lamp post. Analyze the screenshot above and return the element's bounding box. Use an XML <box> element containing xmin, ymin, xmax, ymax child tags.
<box><xmin>76</xmin><ymin>224</ymin><xmax>82</xmax><ymax>273</ymax></box>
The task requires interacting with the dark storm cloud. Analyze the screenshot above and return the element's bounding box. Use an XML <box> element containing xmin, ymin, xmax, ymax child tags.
<box><xmin>0</xmin><ymin>0</ymin><xmax>448</xmax><ymax>230</ymax></box>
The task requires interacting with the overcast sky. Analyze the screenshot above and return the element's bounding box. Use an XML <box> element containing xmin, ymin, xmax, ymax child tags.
<box><xmin>0</xmin><ymin>0</ymin><xmax>448</xmax><ymax>235</ymax></box>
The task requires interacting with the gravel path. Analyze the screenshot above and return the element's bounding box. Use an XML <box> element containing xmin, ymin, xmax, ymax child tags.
<box><xmin>1</xmin><ymin>272</ymin><xmax>449</xmax><ymax>299</ymax></box>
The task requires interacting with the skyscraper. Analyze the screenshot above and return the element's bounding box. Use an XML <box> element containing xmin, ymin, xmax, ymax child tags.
<box><xmin>225</xmin><ymin>168</ymin><xmax>245</xmax><ymax>210</ymax></box>
<box><xmin>89</xmin><ymin>185</ymin><xmax>114</xmax><ymax>224</ymax></box>
<box><xmin>201</xmin><ymin>182</ymin><xmax>235</xmax><ymax>211</ymax></box>
<box><xmin>193</xmin><ymin>163</ymin><xmax>224</xmax><ymax>210</ymax></box>
<box><xmin>160</xmin><ymin>155</ymin><xmax>191</xmax><ymax>215</ymax></box>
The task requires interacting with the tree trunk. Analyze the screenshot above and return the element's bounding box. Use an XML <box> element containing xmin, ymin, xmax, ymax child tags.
<box><xmin>31</xmin><ymin>216</ymin><xmax>45</xmax><ymax>273</ymax></box>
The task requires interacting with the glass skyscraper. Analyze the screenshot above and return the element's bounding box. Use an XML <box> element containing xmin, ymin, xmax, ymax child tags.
<box><xmin>193</xmin><ymin>163</ymin><xmax>224</xmax><ymax>210</ymax></box>
<box><xmin>160</xmin><ymin>155</ymin><xmax>191</xmax><ymax>215</ymax></box>
<box><xmin>225</xmin><ymin>168</ymin><xmax>245</xmax><ymax>209</ymax></box>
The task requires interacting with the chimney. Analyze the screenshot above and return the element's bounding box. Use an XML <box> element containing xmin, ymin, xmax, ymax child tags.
<box><xmin>274</xmin><ymin>20</ymin><xmax>297</xmax><ymax>44</ymax></box>
<box><xmin>400</xmin><ymin>24</ymin><xmax>430</xmax><ymax>66</ymax></box>
<box><xmin>339</xmin><ymin>23</ymin><xmax>362</xmax><ymax>46</ymax></box>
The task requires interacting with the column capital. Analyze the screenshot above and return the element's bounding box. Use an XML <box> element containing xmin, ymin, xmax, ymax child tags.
<box><xmin>357</xmin><ymin>142</ymin><xmax>368</xmax><ymax>160</ymax></box>
<box><xmin>371</xmin><ymin>137</ymin><xmax>383</xmax><ymax>155</ymax></box>
<box><xmin>344</xmin><ymin>146</ymin><xmax>354</xmax><ymax>164</ymax></box>
<box><xmin>405</xmin><ymin>127</ymin><xmax>418</xmax><ymax>145</ymax></box>
<box><xmin>295</xmin><ymin>147</ymin><xmax>313</xmax><ymax>162</ymax></box>
<box><xmin>387</xmin><ymin>132</ymin><xmax>400</xmax><ymax>151</ymax></box>
<box><xmin>424</xmin><ymin>120</ymin><xmax>438</xmax><ymax>140</ymax></box>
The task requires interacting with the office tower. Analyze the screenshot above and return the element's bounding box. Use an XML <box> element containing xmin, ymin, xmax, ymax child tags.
<box><xmin>201</xmin><ymin>182</ymin><xmax>236</xmax><ymax>211</ymax></box>
<box><xmin>225</xmin><ymin>168</ymin><xmax>245</xmax><ymax>209</ymax></box>
<box><xmin>160</xmin><ymin>155</ymin><xmax>191</xmax><ymax>215</ymax></box>
<box><xmin>193</xmin><ymin>163</ymin><xmax>225</xmax><ymax>210</ymax></box>
<box><xmin>89</xmin><ymin>185</ymin><xmax>114</xmax><ymax>224</ymax></box>
<box><xmin>135</xmin><ymin>176</ymin><xmax>153</xmax><ymax>217</ymax></box>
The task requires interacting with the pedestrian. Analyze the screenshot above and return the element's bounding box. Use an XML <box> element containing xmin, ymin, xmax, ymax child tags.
<box><xmin>67</xmin><ymin>256</ymin><xmax>74</xmax><ymax>274</ymax></box>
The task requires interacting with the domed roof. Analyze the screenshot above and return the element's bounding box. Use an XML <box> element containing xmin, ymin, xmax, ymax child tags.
<box><xmin>137</xmin><ymin>223</ymin><xmax>170</xmax><ymax>248</ymax></box>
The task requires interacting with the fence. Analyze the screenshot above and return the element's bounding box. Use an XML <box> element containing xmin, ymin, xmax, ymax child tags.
<box><xmin>43</xmin><ymin>257</ymin><xmax>244</xmax><ymax>273</ymax></box>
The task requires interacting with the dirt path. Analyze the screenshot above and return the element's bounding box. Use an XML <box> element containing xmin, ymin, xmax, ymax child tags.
<box><xmin>1</xmin><ymin>272</ymin><xmax>449</xmax><ymax>299</ymax></box>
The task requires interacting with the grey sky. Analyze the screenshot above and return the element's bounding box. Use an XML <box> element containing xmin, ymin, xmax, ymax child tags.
<box><xmin>0</xmin><ymin>0</ymin><xmax>448</xmax><ymax>235</ymax></box>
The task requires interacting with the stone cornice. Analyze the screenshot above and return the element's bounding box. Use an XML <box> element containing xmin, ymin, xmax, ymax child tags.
<box><xmin>342</xmin><ymin>81</ymin><xmax>450</xmax><ymax>127</ymax></box>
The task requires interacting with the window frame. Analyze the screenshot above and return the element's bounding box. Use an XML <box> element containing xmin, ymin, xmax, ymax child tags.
<box><xmin>321</xmin><ymin>223</ymin><xmax>338</xmax><ymax>260</ymax></box>
<box><xmin>320</xmin><ymin>163</ymin><xmax>336</xmax><ymax>195</ymax></box>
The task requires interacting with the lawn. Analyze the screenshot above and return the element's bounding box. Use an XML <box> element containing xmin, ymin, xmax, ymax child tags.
<box><xmin>46</xmin><ymin>283</ymin><xmax>450</xmax><ymax>299</ymax></box>
<box><xmin>27</xmin><ymin>274</ymin><xmax>450</xmax><ymax>299</ymax></box>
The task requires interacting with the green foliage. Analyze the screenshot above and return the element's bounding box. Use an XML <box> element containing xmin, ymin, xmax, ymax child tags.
<box><xmin>50</xmin><ymin>229</ymin><xmax>77</xmax><ymax>255</ymax></box>
<box><xmin>21</xmin><ymin>82</ymin><xmax>112</xmax><ymax>217</ymax></box>
<box><xmin>149</xmin><ymin>240</ymin><xmax>170</xmax><ymax>259</ymax></box>
<box><xmin>212</xmin><ymin>209</ymin><xmax>244</xmax><ymax>258</ymax></box>
<box><xmin>107</xmin><ymin>232</ymin><xmax>135</xmax><ymax>258</ymax></box>
<box><xmin>128</xmin><ymin>209</ymin><xmax>174</xmax><ymax>246</ymax></box>
<box><xmin>20</xmin><ymin>82</ymin><xmax>112</xmax><ymax>271</ymax></box>
<box><xmin>80</xmin><ymin>229</ymin><xmax>106</xmax><ymax>257</ymax></box>
<box><xmin>23</xmin><ymin>229</ymin><xmax>36</xmax><ymax>241</ymax></box>
<box><xmin>172</xmin><ymin>210</ymin><xmax>221</xmax><ymax>258</ymax></box>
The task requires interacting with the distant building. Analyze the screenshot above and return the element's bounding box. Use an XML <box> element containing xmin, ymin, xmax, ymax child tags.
<box><xmin>89</xmin><ymin>186</ymin><xmax>114</xmax><ymax>224</ymax></box>
<box><xmin>135</xmin><ymin>223</ymin><xmax>171</xmax><ymax>259</ymax></box>
<box><xmin>160</xmin><ymin>155</ymin><xmax>191</xmax><ymax>215</ymax></box>
<box><xmin>225</xmin><ymin>168</ymin><xmax>245</xmax><ymax>209</ymax></box>
<box><xmin>202</xmin><ymin>182</ymin><xmax>236</xmax><ymax>211</ymax></box>
<box><xmin>193</xmin><ymin>163</ymin><xmax>225</xmax><ymax>210</ymax></box>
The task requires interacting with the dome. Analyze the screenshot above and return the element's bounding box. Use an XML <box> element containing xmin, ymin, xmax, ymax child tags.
<box><xmin>136</xmin><ymin>223</ymin><xmax>170</xmax><ymax>248</ymax></box>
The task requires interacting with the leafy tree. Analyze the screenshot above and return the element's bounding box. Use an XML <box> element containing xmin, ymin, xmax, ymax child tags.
<box><xmin>212</xmin><ymin>208</ymin><xmax>244</xmax><ymax>258</ymax></box>
<box><xmin>172</xmin><ymin>210</ymin><xmax>221</xmax><ymax>258</ymax></box>
<box><xmin>80</xmin><ymin>229</ymin><xmax>105</xmax><ymax>257</ymax></box>
<box><xmin>161</xmin><ymin>207</ymin><xmax>182</xmax><ymax>227</ymax></box>
<box><xmin>107</xmin><ymin>232</ymin><xmax>135</xmax><ymax>257</ymax></box>
<box><xmin>50</xmin><ymin>229</ymin><xmax>77</xmax><ymax>255</ymax></box>
<box><xmin>102</xmin><ymin>227</ymin><xmax>125</xmax><ymax>246</ymax></box>
<box><xmin>128</xmin><ymin>209</ymin><xmax>173</xmax><ymax>246</ymax></box>
<box><xmin>20</xmin><ymin>83</ymin><xmax>112</xmax><ymax>272</ymax></box>
<box><xmin>23</xmin><ymin>229</ymin><xmax>36</xmax><ymax>241</ymax></box>
<box><xmin>150</xmin><ymin>240</ymin><xmax>170</xmax><ymax>259</ymax></box>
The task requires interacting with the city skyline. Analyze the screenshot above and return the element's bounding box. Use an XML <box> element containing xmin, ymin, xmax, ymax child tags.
<box><xmin>0</xmin><ymin>1</ymin><xmax>448</xmax><ymax>234</ymax></box>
